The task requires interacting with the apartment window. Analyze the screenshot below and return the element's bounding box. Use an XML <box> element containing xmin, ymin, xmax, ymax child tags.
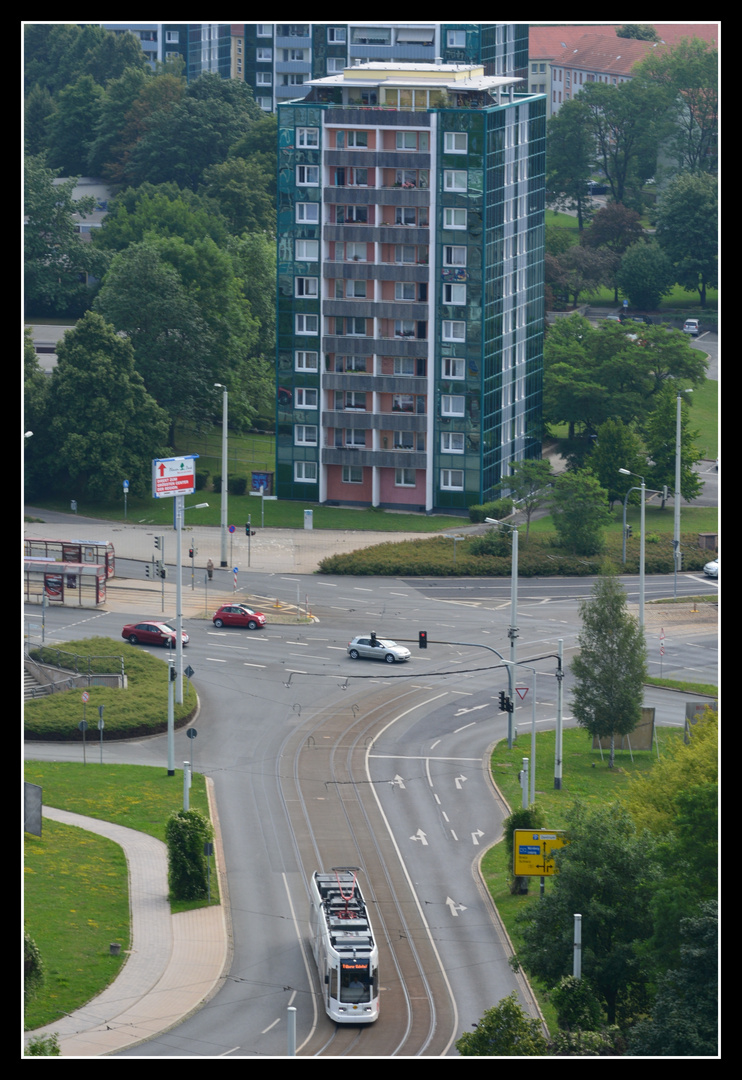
<box><xmin>447</xmin><ymin>30</ymin><xmax>466</xmax><ymax>48</ymax></box>
<box><xmin>444</xmin><ymin>207</ymin><xmax>467</xmax><ymax>230</ymax></box>
<box><xmin>443</xmin><ymin>284</ymin><xmax>466</xmax><ymax>305</ymax></box>
<box><xmin>336</xmin><ymin>204</ymin><xmax>368</xmax><ymax>224</ymax></box>
<box><xmin>395</xmin><ymin>169</ymin><xmax>427</xmax><ymax>188</ymax></box>
<box><xmin>394</xmin><ymin>282</ymin><xmax>416</xmax><ymax>302</ymax></box>
<box><xmin>295</xmin><ymin>239</ymin><xmax>318</xmax><ymax>261</ymax></box>
<box><xmin>343</xmin><ymin>391</ymin><xmax>366</xmax><ymax>411</ymax></box>
<box><xmin>257</xmin><ymin>48</ymin><xmax>272</xmax><ymax>61</ymax></box>
<box><xmin>442</xmin><ymin>357</ymin><xmax>465</xmax><ymax>379</ymax></box>
<box><xmin>396</xmin><ymin>131</ymin><xmax>419</xmax><ymax>151</ymax></box>
<box><xmin>342</xmin><ymin>465</ymin><xmax>364</xmax><ymax>484</ymax></box>
<box><xmin>444</xmin><ymin>170</ymin><xmax>467</xmax><ymax>192</ymax></box>
<box><xmin>338</xmin><ymin>242</ymin><xmax>366</xmax><ymax>263</ymax></box>
<box><xmin>327</xmin><ymin>57</ymin><xmax>344</xmax><ymax>73</ymax></box>
<box><xmin>443</xmin><ymin>245</ymin><xmax>467</xmax><ymax>267</ymax></box>
<box><xmin>392</xmin><ymin>394</ymin><xmax>414</xmax><ymax>413</ymax></box>
<box><xmin>295</xmin><ymin>350</ymin><xmax>318</xmax><ymax>371</ymax></box>
<box><xmin>296</xmin><ymin>202</ymin><xmax>319</xmax><ymax>224</ymax></box>
<box><xmin>346</xmin><ymin>130</ymin><xmax>368</xmax><ymax>149</ymax></box>
<box><xmin>327</xmin><ymin>27</ymin><xmax>346</xmax><ymax>43</ymax></box>
<box><xmin>283</xmin><ymin>48</ymin><xmax>306</xmax><ymax>62</ymax></box>
<box><xmin>294</xmin><ymin>461</ymin><xmax>317</xmax><ymax>482</ymax></box>
<box><xmin>258</xmin><ymin>98</ymin><xmax>272</xmax><ymax>111</ymax></box>
<box><xmin>395</xmin><ymin>320</ymin><xmax>420</xmax><ymax>339</ymax></box>
<box><xmin>256</xmin><ymin>72</ymin><xmax>272</xmax><ymax>85</ymax></box>
<box><xmin>295</xmin><ymin>277</ymin><xmax>318</xmax><ymax>298</ymax></box>
<box><xmin>343</xmin><ymin>317</ymin><xmax>367</xmax><ymax>337</ymax></box>
<box><xmin>295</xmin><ymin>313</ymin><xmax>318</xmax><ymax>335</ymax></box>
<box><xmin>395</xmin><ymin>468</ymin><xmax>416</xmax><ymax>486</ymax></box>
<box><xmin>393</xmin><ymin>431</ymin><xmax>414</xmax><ymax>451</ymax></box>
<box><xmin>440</xmin><ymin>468</ymin><xmax>464</xmax><ymax>490</ymax></box>
<box><xmin>166</xmin><ymin>30</ymin><xmax>179</xmax><ymax>43</ymax></box>
<box><xmin>295</xmin><ymin>425</ymin><xmax>318</xmax><ymax>445</ymax></box>
<box><xmin>345</xmin><ymin>429</ymin><xmax>366</xmax><ymax>447</ymax></box>
<box><xmin>296</xmin><ymin>129</ymin><xmax>319</xmax><ymax>151</ymax></box>
<box><xmin>441</xmin><ymin>432</ymin><xmax>465</xmax><ymax>453</ymax></box>
<box><xmin>256</xmin><ymin>24</ymin><xmax>272</xmax><ymax>36</ymax></box>
<box><xmin>335</xmin><ymin>167</ymin><xmax>368</xmax><ymax>187</ymax></box>
<box><xmin>442</xmin><ymin>320</ymin><xmax>466</xmax><ymax>342</ymax></box>
<box><xmin>441</xmin><ymin>395</ymin><xmax>465</xmax><ymax>416</ymax></box>
<box><xmin>336</xmin><ymin>279</ymin><xmax>367</xmax><ymax>299</ymax></box>
<box><xmin>283</xmin><ymin>74</ymin><xmax>307</xmax><ymax>86</ymax></box>
<box><xmin>295</xmin><ymin>388</ymin><xmax>318</xmax><ymax>409</ymax></box>
<box><xmin>296</xmin><ymin>165</ymin><xmax>319</xmax><ymax>186</ymax></box>
<box><xmin>444</xmin><ymin>132</ymin><xmax>468</xmax><ymax>154</ymax></box>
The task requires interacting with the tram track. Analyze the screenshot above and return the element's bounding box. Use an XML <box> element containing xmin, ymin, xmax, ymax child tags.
<box><xmin>276</xmin><ymin>681</ymin><xmax>460</xmax><ymax>1056</ymax></box>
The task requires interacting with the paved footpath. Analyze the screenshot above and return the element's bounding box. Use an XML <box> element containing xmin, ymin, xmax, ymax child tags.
<box><xmin>25</xmin><ymin>781</ymin><xmax>231</xmax><ymax>1057</ymax></box>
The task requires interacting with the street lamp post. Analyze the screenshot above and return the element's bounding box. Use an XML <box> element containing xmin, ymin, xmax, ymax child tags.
<box><xmin>485</xmin><ymin>517</ymin><xmax>519</xmax><ymax>748</ymax></box>
<box><xmin>174</xmin><ymin>500</ymin><xmax>208</xmax><ymax>705</ymax></box>
<box><xmin>674</xmin><ymin>390</ymin><xmax>693</xmax><ymax>598</ymax></box>
<box><xmin>619</xmin><ymin>469</ymin><xmax>645</xmax><ymax>629</ymax></box>
<box><xmin>214</xmin><ymin>384</ymin><xmax>228</xmax><ymax>568</ymax></box>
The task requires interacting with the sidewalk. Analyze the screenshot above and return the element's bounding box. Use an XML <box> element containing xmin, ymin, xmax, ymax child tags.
<box><xmin>24</xmin><ymin>786</ymin><xmax>231</xmax><ymax>1056</ymax></box>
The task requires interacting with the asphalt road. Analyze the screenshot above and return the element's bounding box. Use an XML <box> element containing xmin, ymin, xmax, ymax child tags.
<box><xmin>24</xmin><ymin>567</ymin><xmax>717</xmax><ymax>1056</ymax></box>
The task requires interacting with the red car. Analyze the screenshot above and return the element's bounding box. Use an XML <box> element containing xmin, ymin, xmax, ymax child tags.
<box><xmin>212</xmin><ymin>604</ymin><xmax>266</xmax><ymax>630</ymax></box>
<box><xmin>122</xmin><ymin>622</ymin><xmax>189</xmax><ymax>648</ymax></box>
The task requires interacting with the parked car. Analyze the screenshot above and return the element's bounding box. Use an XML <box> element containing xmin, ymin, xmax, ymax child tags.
<box><xmin>703</xmin><ymin>559</ymin><xmax>718</xmax><ymax>579</ymax></box>
<box><xmin>683</xmin><ymin>319</ymin><xmax>701</xmax><ymax>335</ymax></box>
<box><xmin>586</xmin><ymin>181</ymin><xmax>608</xmax><ymax>195</ymax></box>
<box><xmin>630</xmin><ymin>315</ymin><xmax>654</xmax><ymax>326</ymax></box>
<box><xmin>347</xmin><ymin>634</ymin><xmax>411</xmax><ymax>664</ymax></box>
<box><xmin>603</xmin><ymin>314</ymin><xmax>623</xmax><ymax>323</ymax></box>
<box><xmin>212</xmin><ymin>604</ymin><xmax>266</xmax><ymax>629</ymax></box>
<box><xmin>122</xmin><ymin>622</ymin><xmax>189</xmax><ymax>647</ymax></box>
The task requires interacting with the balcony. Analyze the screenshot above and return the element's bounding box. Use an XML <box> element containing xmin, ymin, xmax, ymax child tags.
<box><xmin>322</xmin><ymin>446</ymin><xmax>426</xmax><ymax>470</ymax></box>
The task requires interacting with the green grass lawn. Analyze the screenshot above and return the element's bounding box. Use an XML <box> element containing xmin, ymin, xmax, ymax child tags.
<box><xmin>23</xmin><ymin>761</ymin><xmax>216</xmax><ymax>1031</ymax></box>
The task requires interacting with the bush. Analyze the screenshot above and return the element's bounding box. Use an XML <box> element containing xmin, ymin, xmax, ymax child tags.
<box><xmin>229</xmin><ymin>474</ymin><xmax>248</xmax><ymax>496</ymax></box>
<box><xmin>24</xmin><ymin>931</ymin><xmax>44</xmax><ymax>1007</ymax></box>
<box><xmin>165</xmin><ymin>809</ymin><xmax>212</xmax><ymax>901</ymax></box>
<box><xmin>195</xmin><ymin>469</ymin><xmax>210</xmax><ymax>491</ymax></box>
<box><xmin>468</xmin><ymin>498</ymin><xmax>515</xmax><ymax>523</ymax></box>
<box><xmin>25</xmin><ymin>1033</ymin><xmax>61</xmax><ymax>1056</ymax></box>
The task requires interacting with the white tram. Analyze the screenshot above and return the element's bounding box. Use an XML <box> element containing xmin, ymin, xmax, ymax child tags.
<box><xmin>309</xmin><ymin>868</ymin><xmax>379</xmax><ymax>1023</ymax></box>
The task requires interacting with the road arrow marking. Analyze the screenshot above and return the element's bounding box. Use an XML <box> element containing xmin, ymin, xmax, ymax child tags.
<box><xmin>391</xmin><ymin>775</ymin><xmax>406</xmax><ymax>789</ymax></box>
<box><xmin>455</xmin><ymin>775</ymin><xmax>467</xmax><ymax>789</ymax></box>
<box><xmin>472</xmin><ymin>830</ymin><xmax>485</xmax><ymax>845</ymax></box>
<box><xmin>446</xmin><ymin>897</ymin><xmax>467</xmax><ymax>917</ymax></box>
<box><xmin>411</xmin><ymin>829</ymin><xmax>428</xmax><ymax>845</ymax></box>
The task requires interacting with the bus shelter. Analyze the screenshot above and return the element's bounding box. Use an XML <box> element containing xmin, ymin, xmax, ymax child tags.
<box><xmin>23</xmin><ymin>559</ymin><xmax>106</xmax><ymax>608</ymax></box>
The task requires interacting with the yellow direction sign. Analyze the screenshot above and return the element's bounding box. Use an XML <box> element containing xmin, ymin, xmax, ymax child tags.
<box><xmin>513</xmin><ymin>830</ymin><xmax>568</xmax><ymax>876</ymax></box>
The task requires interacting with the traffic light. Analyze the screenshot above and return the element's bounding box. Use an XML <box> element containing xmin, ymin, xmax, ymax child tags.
<box><xmin>499</xmin><ymin>691</ymin><xmax>507</xmax><ymax>712</ymax></box>
<box><xmin>188</xmin><ymin>547</ymin><xmax>194</xmax><ymax>559</ymax></box>
<box><xmin>418</xmin><ymin>631</ymin><xmax>427</xmax><ymax>649</ymax></box>
<box><xmin>154</xmin><ymin>536</ymin><xmax>161</xmax><ymax>550</ymax></box>
<box><xmin>626</xmin><ymin>525</ymin><xmax>633</xmax><ymax>538</ymax></box>
<box><xmin>145</xmin><ymin>564</ymin><xmax>151</xmax><ymax>579</ymax></box>
<box><xmin>246</xmin><ymin>523</ymin><xmax>256</xmax><ymax>536</ymax></box>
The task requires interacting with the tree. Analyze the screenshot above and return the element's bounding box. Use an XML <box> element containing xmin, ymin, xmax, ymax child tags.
<box><xmin>23</xmin><ymin>155</ymin><xmax>109</xmax><ymax>317</ymax></box>
<box><xmin>615</xmin><ymin>239</ymin><xmax>676</xmax><ymax>311</ymax></box>
<box><xmin>23</xmin><ymin>329</ymin><xmax>50</xmax><ymax>500</ymax></box>
<box><xmin>616</xmin><ymin>25</ymin><xmax>659</xmax><ymax>41</ymax></box>
<box><xmin>93</xmin><ymin>183</ymin><xmax>227</xmax><ymax>253</ymax></box>
<box><xmin>456</xmin><ymin>992</ymin><xmax>548</xmax><ymax>1056</ymax></box>
<box><xmin>501</xmin><ymin>458</ymin><xmax>553</xmax><ymax>542</ymax></box>
<box><xmin>587</xmin><ymin>419</ymin><xmax>646</xmax><ymax>509</ymax></box>
<box><xmin>582</xmin><ymin>203</ymin><xmax>644</xmax><ymax>301</ymax></box>
<box><xmin>579</xmin><ymin>81</ymin><xmax>668</xmax><ymax>206</ymax></box>
<box><xmin>546</xmin><ymin>99</ymin><xmax>596</xmax><ymax>230</ymax></box>
<box><xmin>201</xmin><ymin>157</ymin><xmax>276</xmax><ymax>235</ymax></box>
<box><xmin>627</xmin><ymin>901</ymin><xmax>718</xmax><ymax>1057</ymax></box>
<box><xmin>641</xmin><ymin>385</ymin><xmax>704</xmax><ymax>505</ymax></box>
<box><xmin>165</xmin><ymin>809</ymin><xmax>213</xmax><ymax>901</ymax></box>
<box><xmin>571</xmin><ymin>573</ymin><xmax>648</xmax><ymax>766</ymax></box>
<box><xmin>44</xmin><ymin>74</ymin><xmax>105</xmax><ymax>175</ymax></box>
<box><xmin>37</xmin><ymin>311</ymin><xmax>169</xmax><ymax>500</ymax></box>
<box><xmin>502</xmin><ymin>805</ymin><xmax>546</xmax><ymax>895</ymax></box>
<box><xmin>515</xmin><ymin>801</ymin><xmax>660</xmax><ymax>1025</ymax></box>
<box><xmin>552</xmin><ymin>245</ymin><xmax>618</xmax><ymax>307</ymax></box>
<box><xmin>633</xmin><ymin>38</ymin><xmax>718</xmax><ymax>175</ymax></box>
<box><xmin>655</xmin><ymin>173</ymin><xmax>718</xmax><ymax>307</ymax></box>
<box><xmin>551</xmin><ymin>470</ymin><xmax>612</xmax><ymax>556</ymax></box>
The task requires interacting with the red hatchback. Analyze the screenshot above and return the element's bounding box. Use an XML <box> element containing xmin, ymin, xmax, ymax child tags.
<box><xmin>122</xmin><ymin>622</ymin><xmax>189</xmax><ymax>647</ymax></box>
<box><xmin>212</xmin><ymin>604</ymin><xmax>266</xmax><ymax>630</ymax></box>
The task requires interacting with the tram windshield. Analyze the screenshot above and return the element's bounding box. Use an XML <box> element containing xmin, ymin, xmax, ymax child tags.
<box><xmin>339</xmin><ymin>962</ymin><xmax>372</xmax><ymax>1003</ymax></box>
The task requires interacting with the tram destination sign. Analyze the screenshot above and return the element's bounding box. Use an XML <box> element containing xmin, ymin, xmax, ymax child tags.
<box><xmin>513</xmin><ymin>830</ymin><xmax>568</xmax><ymax>877</ymax></box>
<box><xmin>152</xmin><ymin>455</ymin><xmax>198</xmax><ymax>499</ymax></box>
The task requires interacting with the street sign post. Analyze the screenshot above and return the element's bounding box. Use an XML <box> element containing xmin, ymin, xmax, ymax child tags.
<box><xmin>151</xmin><ymin>455</ymin><xmax>198</xmax><ymax>499</ymax></box>
<box><xmin>513</xmin><ymin>830</ymin><xmax>568</xmax><ymax>877</ymax></box>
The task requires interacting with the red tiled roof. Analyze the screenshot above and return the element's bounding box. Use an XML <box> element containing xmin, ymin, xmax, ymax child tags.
<box><xmin>529</xmin><ymin>23</ymin><xmax>719</xmax><ymax>60</ymax></box>
<box><xmin>561</xmin><ymin>33</ymin><xmax>663</xmax><ymax>76</ymax></box>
